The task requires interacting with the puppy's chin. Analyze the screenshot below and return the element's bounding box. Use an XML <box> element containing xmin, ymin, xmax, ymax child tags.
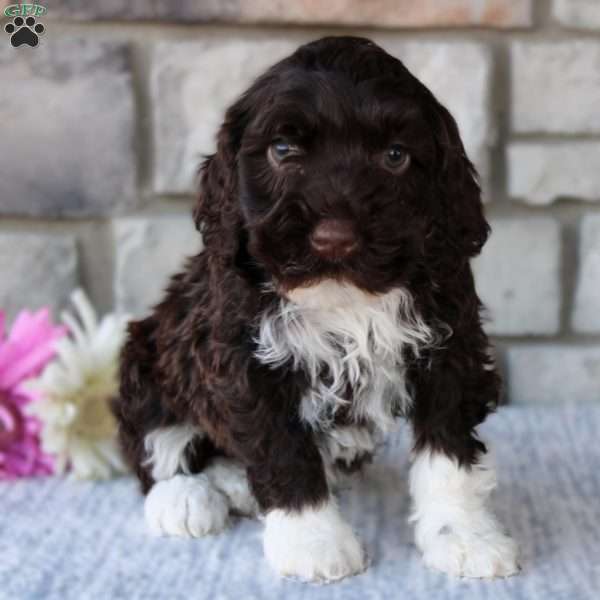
<box><xmin>283</xmin><ymin>279</ymin><xmax>382</xmax><ymax>310</ymax></box>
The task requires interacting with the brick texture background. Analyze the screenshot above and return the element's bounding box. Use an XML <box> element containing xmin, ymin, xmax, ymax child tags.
<box><xmin>1</xmin><ymin>0</ymin><xmax>599</xmax><ymax>403</ymax></box>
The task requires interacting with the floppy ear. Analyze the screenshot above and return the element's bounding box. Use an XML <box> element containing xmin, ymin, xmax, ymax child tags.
<box><xmin>193</xmin><ymin>98</ymin><xmax>252</xmax><ymax>265</ymax></box>
<box><xmin>193</xmin><ymin>70</ymin><xmax>282</xmax><ymax>270</ymax></box>
<box><xmin>431</xmin><ymin>100</ymin><xmax>490</xmax><ymax>260</ymax></box>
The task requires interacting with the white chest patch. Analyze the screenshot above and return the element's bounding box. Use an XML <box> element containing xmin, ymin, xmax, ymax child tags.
<box><xmin>255</xmin><ymin>281</ymin><xmax>438</xmax><ymax>434</ymax></box>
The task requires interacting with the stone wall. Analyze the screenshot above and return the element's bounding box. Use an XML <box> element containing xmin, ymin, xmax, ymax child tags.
<box><xmin>1</xmin><ymin>0</ymin><xmax>599</xmax><ymax>403</ymax></box>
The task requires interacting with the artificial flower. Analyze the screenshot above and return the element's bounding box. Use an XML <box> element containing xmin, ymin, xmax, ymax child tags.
<box><xmin>28</xmin><ymin>290</ymin><xmax>129</xmax><ymax>480</ymax></box>
<box><xmin>0</xmin><ymin>308</ymin><xmax>66</xmax><ymax>479</ymax></box>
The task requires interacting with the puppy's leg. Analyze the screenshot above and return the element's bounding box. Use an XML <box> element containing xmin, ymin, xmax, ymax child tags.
<box><xmin>408</xmin><ymin>353</ymin><xmax>519</xmax><ymax>578</ymax></box>
<box><xmin>262</xmin><ymin>498</ymin><xmax>365</xmax><ymax>582</ymax></box>
<box><xmin>204</xmin><ymin>457</ymin><xmax>259</xmax><ymax>517</ymax></box>
<box><xmin>144</xmin><ymin>436</ymin><xmax>262</xmax><ymax>536</ymax></box>
<box><xmin>246</xmin><ymin>427</ymin><xmax>366</xmax><ymax>582</ymax></box>
<box><xmin>143</xmin><ymin>426</ymin><xmax>230</xmax><ymax>537</ymax></box>
<box><xmin>409</xmin><ymin>447</ymin><xmax>519</xmax><ymax>578</ymax></box>
<box><xmin>115</xmin><ymin>318</ymin><xmax>230</xmax><ymax>537</ymax></box>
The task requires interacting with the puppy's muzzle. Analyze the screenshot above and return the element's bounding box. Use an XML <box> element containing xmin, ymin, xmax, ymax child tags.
<box><xmin>310</xmin><ymin>218</ymin><xmax>359</xmax><ymax>261</ymax></box>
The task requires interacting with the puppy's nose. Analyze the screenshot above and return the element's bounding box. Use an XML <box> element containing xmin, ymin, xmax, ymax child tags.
<box><xmin>310</xmin><ymin>219</ymin><xmax>358</xmax><ymax>260</ymax></box>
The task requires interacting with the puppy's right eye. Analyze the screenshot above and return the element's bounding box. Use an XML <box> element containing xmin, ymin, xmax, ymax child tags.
<box><xmin>383</xmin><ymin>143</ymin><xmax>411</xmax><ymax>173</ymax></box>
<box><xmin>273</xmin><ymin>141</ymin><xmax>291</xmax><ymax>158</ymax></box>
<box><xmin>268</xmin><ymin>139</ymin><xmax>301</xmax><ymax>166</ymax></box>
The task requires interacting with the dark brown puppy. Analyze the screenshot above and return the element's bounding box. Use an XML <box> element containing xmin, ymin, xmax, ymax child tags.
<box><xmin>113</xmin><ymin>36</ymin><xmax>518</xmax><ymax>582</ymax></box>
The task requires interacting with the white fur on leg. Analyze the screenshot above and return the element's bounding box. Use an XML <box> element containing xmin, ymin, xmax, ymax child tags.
<box><xmin>143</xmin><ymin>424</ymin><xmax>203</xmax><ymax>481</ymax></box>
<box><xmin>145</xmin><ymin>474</ymin><xmax>229</xmax><ymax>538</ymax></box>
<box><xmin>204</xmin><ymin>457</ymin><xmax>259</xmax><ymax>517</ymax></box>
<box><xmin>409</xmin><ymin>449</ymin><xmax>519</xmax><ymax>578</ymax></box>
<box><xmin>318</xmin><ymin>425</ymin><xmax>379</xmax><ymax>488</ymax></box>
<box><xmin>263</xmin><ymin>499</ymin><xmax>366</xmax><ymax>582</ymax></box>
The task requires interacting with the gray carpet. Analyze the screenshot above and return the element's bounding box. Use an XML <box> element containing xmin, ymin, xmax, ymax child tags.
<box><xmin>2</xmin><ymin>404</ymin><xmax>599</xmax><ymax>600</ymax></box>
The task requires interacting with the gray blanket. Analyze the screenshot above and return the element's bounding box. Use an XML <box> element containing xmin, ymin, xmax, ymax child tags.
<box><xmin>2</xmin><ymin>404</ymin><xmax>599</xmax><ymax>599</ymax></box>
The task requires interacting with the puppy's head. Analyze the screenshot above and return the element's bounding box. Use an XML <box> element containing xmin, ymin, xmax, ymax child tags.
<box><xmin>195</xmin><ymin>36</ymin><xmax>489</xmax><ymax>296</ymax></box>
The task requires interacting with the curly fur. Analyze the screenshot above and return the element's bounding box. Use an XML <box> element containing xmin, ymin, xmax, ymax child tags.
<box><xmin>112</xmin><ymin>36</ymin><xmax>505</xmax><ymax>578</ymax></box>
<box><xmin>256</xmin><ymin>284</ymin><xmax>439</xmax><ymax>432</ymax></box>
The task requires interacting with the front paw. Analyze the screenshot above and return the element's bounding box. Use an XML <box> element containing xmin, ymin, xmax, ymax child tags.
<box><xmin>421</xmin><ymin>527</ymin><xmax>519</xmax><ymax>578</ymax></box>
<box><xmin>145</xmin><ymin>474</ymin><xmax>229</xmax><ymax>537</ymax></box>
<box><xmin>263</xmin><ymin>500</ymin><xmax>367</xmax><ymax>582</ymax></box>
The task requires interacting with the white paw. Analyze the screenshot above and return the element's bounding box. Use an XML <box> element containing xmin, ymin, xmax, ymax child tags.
<box><xmin>263</xmin><ymin>500</ymin><xmax>366</xmax><ymax>582</ymax></box>
<box><xmin>145</xmin><ymin>474</ymin><xmax>229</xmax><ymax>537</ymax></box>
<box><xmin>421</xmin><ymin>527</ymin><xmax>519</xmax><ymax>578</ymax></box>
<box><xmin>410</xmin><ymin>448</ymin><xmax>520</xmax><ymax>579</ymax></box>
<box><xmin>204</xmin><ymin>457</ymin><xmax>259</xmax><ymax>517</ymax></box>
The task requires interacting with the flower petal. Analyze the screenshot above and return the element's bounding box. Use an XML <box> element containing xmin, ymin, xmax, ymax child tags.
<box><xmin>25</xmin><ymin>290</ymin><xmax>129</xmax><ymax>481</ymax></box>
<box><xmin>0</xmin><ymin>308</ymin><xmax>66</xmax><ymax>389</ymax></box>
<box><xmin>69</xmin><ymin>289</ymin><xmax>98</xmax><ymax>338</ymax></box>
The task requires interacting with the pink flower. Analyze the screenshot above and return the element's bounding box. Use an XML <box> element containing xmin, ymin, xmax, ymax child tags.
<box><xmin>0</xmin><ymin>308</ymin><xmax>66</xmax><ymax>479</ymax></box>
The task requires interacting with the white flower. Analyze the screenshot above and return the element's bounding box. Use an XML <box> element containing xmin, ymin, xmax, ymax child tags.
<box><xmin>27</xmin><ymin>290</ymin><xmax>129</xmax><ymax>480</ymax></box>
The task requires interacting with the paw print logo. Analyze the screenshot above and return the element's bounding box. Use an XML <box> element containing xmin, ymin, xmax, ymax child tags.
<box><xmin>4</xmin><ymin>16</ymin><xmax>45</xmax><ymax>47</ymax></box>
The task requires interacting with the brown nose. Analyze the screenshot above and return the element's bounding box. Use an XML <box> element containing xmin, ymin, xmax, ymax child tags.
<box><xmin>310</xmin><ymin>219</ymin><xmax>358</xmax><ymax>260</ymax></box>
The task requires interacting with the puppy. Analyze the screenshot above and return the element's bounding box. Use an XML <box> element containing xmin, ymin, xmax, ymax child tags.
<box><xmin>113</xmin><ymin>36</ymin><xmax>519</xmax><ymax>582</ymax></box>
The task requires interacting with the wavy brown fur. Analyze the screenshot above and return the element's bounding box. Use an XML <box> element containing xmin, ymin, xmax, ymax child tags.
<box><xmin>113</xmin><ymin>36</ymin><xmax>500</xmax><ymax>510</ymax></box>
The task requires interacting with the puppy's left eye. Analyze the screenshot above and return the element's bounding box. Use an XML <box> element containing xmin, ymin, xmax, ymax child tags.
<box><xmin>268</xmin><ymin>139</ymin><xmax>302</xmax><ymax>166</ymax></box>
<box><xmin>383</xmin><ymin>143</ymin><xmax>411</xmax><ymax>173</ymax></box>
